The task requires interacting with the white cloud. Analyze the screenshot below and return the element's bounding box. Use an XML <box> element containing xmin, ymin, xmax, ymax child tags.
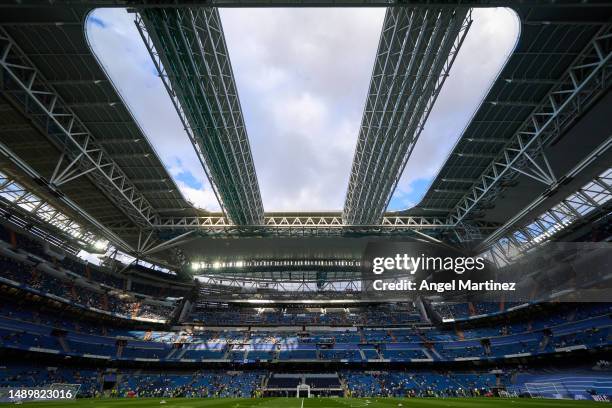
<box><xmin>221</xmin><ymin>8</ymin><xmax>385</xmax><ymax>211</ymax></box>
<box><xmin>270</xmin><ymin>92</ymin><xmax>327</xmax><ymax>135</ymax></box>
<box><xmin>175</xmin><ymin>181</ymin><xmax>221</xmax><ymax>210</ymax></box>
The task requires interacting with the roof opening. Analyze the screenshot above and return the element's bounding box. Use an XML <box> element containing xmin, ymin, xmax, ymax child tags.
<box><xmin>221</xmin><ymin>8</ymin><xmax>385</xmax><ymax>211</ymax></box>
<box><xmin>87</xmin><ymin>7</ymin><xmax>518</xmax><ymax>214</ymax></box>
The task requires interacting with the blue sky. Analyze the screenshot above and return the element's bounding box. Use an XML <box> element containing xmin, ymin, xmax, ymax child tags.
<box><xmin>87</xmin><ymin>7</ymin><xmax>518</xmax><ymax>213</ymax></box>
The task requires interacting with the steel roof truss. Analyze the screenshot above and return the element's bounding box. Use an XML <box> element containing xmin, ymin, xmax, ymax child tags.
<box><xmin>139</xmin><ymin>8</ymin><xmax>264</xmax><ymax>225</ymax></box>
<box><xmin>344</xmin><ymin>7</ymin><xmax>471</xmax><ymax>225</ymax></box>
<box><xmin>449</xmin><ymin>25</ymin><xmax>612</xmax><ymax>225</ymax></box>
<box><xmin>0</xmin><ymin>27</ymin><xmax>159</xmax><ymax>228</ymax></box>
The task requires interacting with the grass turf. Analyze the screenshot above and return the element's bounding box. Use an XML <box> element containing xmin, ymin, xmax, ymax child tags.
<box><xmin>8</xmin><ymin>397</ymin><xmax>604</xmax><ymax>407</ymax></box>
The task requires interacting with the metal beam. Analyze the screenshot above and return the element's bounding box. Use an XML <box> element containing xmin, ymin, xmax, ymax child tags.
<box><xmin>97</xmin><ymin>138</ymin><xmax>143</xmax><ymax>145</ymax></box>
<box><xmin>47</xmin><ymin>79</ymin><xmax>109</xmax><ymax>86</ymax></box>
<box><xmin>66</xmin><ymin>101</ymin><xmax>121</xmax><ymax>108</ymax></box>
<box><xmin>480</xmin><ymin>166</ymin><xmax>611</xmax><ymax>267</ymax></box>
<box><xmin>137</xmin><ymin>8</ymin><xmax>264</xmax><ymax>226</ymax></box>
<box><xmin>111</xmin><ymin>152</ymin><xmax>152</xmax><ymax>160</ymax></box>
<box><xmin>454</xmin><ymin>152</ymin><xmax>498</xmax><ymax>159</ymax></box>
<box><xmin>141</xmin><ymin>188</ymin><xmax>176</xmax><ymax>194</ymax></box>
<box><xmin>0</xmin><ymin>123</ymin><xmax>33</xmax><ymax>132</ymax></box>
<box><xmin>3</xmin><ymin>0</ymin><xmax>611</xmax><ymax>7</ymax></box>
<box><xmin>103</xmin><ymin>210</ymin><xmax>500</xmax><ymax>240</ymax></box>
<box><xmin>433</xmin><ymin>188</ymin><xmax>466</xmax><ymax>194</ymax></box>
<box><xmin>131</xmin><ymin>178</ymin><xmax>170</xmax><ymax>184</ymax></box>
<box><xmin>140</xmin><ymin>230</ymin><xmax>197</xmax><ymax>256</ymax></box>
<box><xmin>0</xmin><ymin>27</ymin><xmax>160</xmax><ymax>228</ymax></box>
<box><xmin>0</xmin><ymin>142</ymin><xmax>134</xmax><ymax>251</ymax></box>
<box><xmin>479</xmin><ymin>136</ymin><xmax>612</xmax><ymax>250</ymax></box>
<box><xmin>465</xmin><ymin>138</ymin><xmax>508</xmax><ymax>143</ymax></box>
<box><xmin>141</xmin><ymin>214</ymin><xmax>499</xmax><ymax>235</ymax></box>
<box><xmin>441</xmin><ymin>178</ymin><xmax>477</xmax><ymax>183</ymax></box>
<box><xmin>448</xmin><ymin>24</ymin><xmax>612</xmax><ymax>226</ymax></box>
<box><xmin>343</xmin><ymin>7</ymin><xmax>471</xmax><ymax>225</ymax></box>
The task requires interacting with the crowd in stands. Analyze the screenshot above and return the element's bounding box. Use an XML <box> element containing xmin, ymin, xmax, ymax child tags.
<box><xmin>0</xmin><ymin>253</ymin><xmax>175</xmax><ymax>321</ymax></box>
<box><xmin>429</xmin><ymin>300</ymin><xmax>608</xmax><ymax>323</ymax></box>
<box><xmin>0</xmin><ymin>297</ymin><xmax>609</xmax><ymax>363</ymax></box>
<box><xmin>116</xmin><ymin>371</ymin><xmax>262</xmax><ymax>398</ymax></box>
<box><xmin>190</xmin><ymin>303</ymin><xmax>420</xmax><ymax>326</ymax></box>
<box><xmin>0</xmin><ymin>296</ymin><xmax>609</xmax><ymax>400</ymax></box>
<box><xmin>266</xmin><ymin>367</ymin><xmax>612</xmax><ymax>399</ymax></box>
<box><xmin>189</xmin><ymin>300</ymin><xmax>609</xmax><ymax>329</ymax></box>
<box><xmin>0</xmin><ymin>366</ymin><xmax>101</xmax><ymax>398</ymax></box>
<box><xmin>0</xmin><ymin>224</ymin><xmax>610</xmax><ymax>400</ymax></box>
<box><xmin>0</xmin><ymin>226</ymin><xmax>121</xmax><ymax>290</ymax></box>
<box><xmin>0</xmin><ymin>302</ymin><xmax>136</xmax><ymax>337</ymax></box>
<box><xmin>1</xmin><ymin>365</ymin><xmax>609</xmax><ymax>399</ymax></box>
<box><xmin>0</xmin><ymin>225</ymin><xmax>180</xmax><ymax>322</ymax></box>
<box><xmin>432</xmin><ymin>302</ymin><xmax>523</xmax><ymax>320</ymax></box>
<box><xmin>343</xmin><ymin>371</ymin><xmax>496</xmax><ymax>397</ymax></box>
<box><xmin>0</xmin><ymin>366</ymin><xmax>261</xmax><ymax>399</ymax></box>
<box><xmin>0</xmin><ymin>223</ymin><xmax>187</xmax><ymax>294</ymax></box>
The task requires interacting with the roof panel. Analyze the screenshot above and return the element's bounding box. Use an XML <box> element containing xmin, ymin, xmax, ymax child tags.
<box><xmin>412</xmin><ymin>16</ymin><xmax>603</xmax><ymax>221</ymax></box>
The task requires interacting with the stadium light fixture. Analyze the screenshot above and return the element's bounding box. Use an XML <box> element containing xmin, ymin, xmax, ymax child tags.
<box><xmin>94</xmin><ymin>240</ymin><xmax>108</xmax><ymax>251</ymax></box>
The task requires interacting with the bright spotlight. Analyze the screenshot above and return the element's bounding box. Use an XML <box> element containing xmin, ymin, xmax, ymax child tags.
<box><xmin>93</xmin><ymin>240</ymin><xmax>107</xmax><ymax>251</ymax></box>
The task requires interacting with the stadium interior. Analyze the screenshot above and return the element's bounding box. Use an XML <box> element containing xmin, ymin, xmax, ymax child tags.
<box><xmin>0</xmin><ymin>0</ymin><xmax>611</xmax><ymax>406</ymax></box>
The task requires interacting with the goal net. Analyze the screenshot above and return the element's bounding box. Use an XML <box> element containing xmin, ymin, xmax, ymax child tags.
<box><xmin>524</xmin><ymin>382</ymin><xmax>570</xmax><ymax>399</ymax></box>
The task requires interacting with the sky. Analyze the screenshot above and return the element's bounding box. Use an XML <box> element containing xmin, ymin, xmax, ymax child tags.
<box><xmin>87</xmin><ymin>7</ymin><xmax>519</xmax><ymax>213</ymax></box>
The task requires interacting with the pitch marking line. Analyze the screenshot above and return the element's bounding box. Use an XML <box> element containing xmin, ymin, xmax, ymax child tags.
<box><xmin>336</xmin><ymin>397</ymin><xmax>372</xmax><ymax>408</ymax></box>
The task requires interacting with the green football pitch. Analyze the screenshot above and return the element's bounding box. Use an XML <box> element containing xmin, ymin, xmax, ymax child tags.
<box><xmin>9</xmin><ymin>397</ymin><xmax>604</xmax><ymax>407</ymax></box>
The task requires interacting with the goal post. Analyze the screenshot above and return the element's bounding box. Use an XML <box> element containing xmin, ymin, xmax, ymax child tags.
<box><xmin>498</xmin><ymin>389</ymin><xmax>519</xmax><ymax>398</ymax></box>
<box><xmin>524</xmin><ymin>382</ymin><xmax>569</xmax><ymax>399</ymax></box>
<box><xmin>296</xmin><ymin>384</ymin><xmax>310</xmax><ymax>398</ymax></box>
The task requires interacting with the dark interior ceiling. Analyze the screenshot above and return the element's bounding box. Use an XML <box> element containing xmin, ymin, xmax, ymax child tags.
<box><xmin>0</xmin><ymin>1</ymin><xmax>609</xmax><ymax>267</ymax></box>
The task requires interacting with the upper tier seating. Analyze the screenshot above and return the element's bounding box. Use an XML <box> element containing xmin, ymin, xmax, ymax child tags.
<box><xmin>0</xmin><ymin>300</ymin><xmax>609</xmax><ymax>364</ymax></box>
